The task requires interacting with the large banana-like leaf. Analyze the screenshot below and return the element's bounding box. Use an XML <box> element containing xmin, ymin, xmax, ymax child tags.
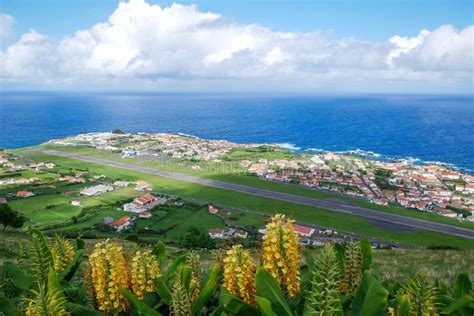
<box><xmin>75</xmin><ymin>237</ymin><xmax>85</xmax><ymax>250</ymax></box>
<box><xmin>153</xmin><ymin>240</ymin><xmax>168</xmax><ymax>261</ymax></box>
<box><xmin>67</xmin><ymin>302</ymin><xmax>107</xmax><ymax>315</ymax></box>
<box><xmin>256</xmin><ymin>296</ymin><xmax>276</xmax><ymax>316</ymax></box>
<box><xmin>155</xmin><ymin>277</ymin><xmax>172</xmax><ymax>305</ymax></box>
<box><xmin>452</xmin><ymin>272</ymin><xmax>472</xmax><ymax>299</ymax></box>
<box><xmin>180</xmin><ymin>264</ymin><xmax>193</xmax><ymax>291</ymax></box>
<box><xmin>390</xmin><ymin>294</ymin><xmax>410</xmax><ymax>316</ymax></box>
<box><xmin>219</xmin><ymin>287</ymin><xmax>259</xmax><ymax>315</ymax></box>
<box><xmin>121</xmin><ymin>289</ymin><xmax>164</xmax><ymax>316</ymax></box>
<box><xmin>303</xmin><ymin>249</ymin><xmax>316</xmax><ymax>271</ymax></box>
<box><xmin>48</xmin><ymin>267</ymin><xmax>66</xmax><ymax>302</ymax></box>
<box><xmin>4</xmin><ymin>261</ymin><xmax>34</xmax><ymax>290</ymax></box>
<box><xmin>441</xmin><ymin>294</ymin><xmax>473</xmax><ymax>315</ymax></box>
<box><xmin>255</xmin><ymin>267</ymin><xmax>293</xmax><ymax>316</ymax></box>
<box><xmin>0</xmin><ymin>290</ymin><xmax>22</xmax><ymax>316</ymax></box>
<box><xmin>163</xmin><ymin>253</ymin><xmax>187</xmax><ymax>281</ymax></box>
<box><xmin>351</xmin><ymin>271</ymin><xmax>388</xmax><ymax>316</ymax></box>
<box><xmin>59</xmin><ymin>249</ymin><xmax>84</xmax><ymax>282</ymax></box>
<box><xmin>359</xmin><ymin>239</ymin><xmax>372</xmax><ymax>271</ymax></box>
<box><xmin>192</xmin><ymin>264</ymin><xmax>220</xmax><ymax>315</ymax></box>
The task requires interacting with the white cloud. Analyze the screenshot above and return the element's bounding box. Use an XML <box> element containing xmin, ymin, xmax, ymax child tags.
<box><xmin>390</xmin><ymin>25</ymin><xmax>474</xmax><ymax>72</ymax></box>
<box><xmin>0</xmin><ymin>29</ymin><xmax>55</xmax><ymax>79</ymax></box>
<box><xmin>0</xmin><ymin>0</ymin><xmax>473</xmax><ymax>92</ymax></box>
<box><xmin>0</xmin><ymin>13</ymin><xmax>14</xmax><ymax>43</ymax></box>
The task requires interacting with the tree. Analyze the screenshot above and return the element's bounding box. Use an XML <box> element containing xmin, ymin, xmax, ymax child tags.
<box><xmin>0</xmin><ymin>204</ymin><xmax>26</xmax><ymax>232</ymax></box>
<box><xmin>180</xmin><ymin>227</ymin><xmax>216</xmax><ymax>249</ymax></box>
<box><xmin>112</xmin><ymin>129</ymin><xmax>125</xmax><ymax>134</ymax></box>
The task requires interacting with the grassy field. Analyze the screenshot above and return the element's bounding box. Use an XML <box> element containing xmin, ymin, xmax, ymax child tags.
<box><xmin>304</xmin><ymin>247</ymin><xmax>474</xmax><ymax>286</ymax></box>
<box><xmin>36</xmin><ymin>145</ymin><xmax>474</xmax><ymax>231</ymax></box>
<box><xmin>16</xmin><ymin>150</ymin><xmax>474</xmax><ymax>249</ymax></box>
<box><xmin>136</xmin><ymin>205</ymin><xmax>225</xmax><ymax>242</ymax></box>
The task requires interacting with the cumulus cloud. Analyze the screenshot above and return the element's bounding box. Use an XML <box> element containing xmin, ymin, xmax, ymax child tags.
<box><xmin>0</xmin><ymin>13</ymin><xmax>14</xmax><ymax>41</ymax></box>
<box><xmin>0</xmin><ymin>29</ymin><xmax>55</xmax><ymax>79</ymax></box>
<box><xmin>0</xmin><ymin>0</ymin><xmax>473</xmax><ymax>91</ymax></box>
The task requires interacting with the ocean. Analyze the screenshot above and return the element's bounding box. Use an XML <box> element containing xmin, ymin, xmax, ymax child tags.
<box><xmin>1</xmin><ymin>92</ymin><xmax>473</xmax><ymax>172</ymax></box>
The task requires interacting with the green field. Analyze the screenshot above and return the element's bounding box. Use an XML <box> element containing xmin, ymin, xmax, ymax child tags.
<box><xmin>15</xmin><ymin>149</ymin><xmax>474</xmax><ymax>249</ymax></box>
<box><xmin>136</xmin><ymin>205</ymin><xmax>224</xmax><ymax>242</ymax></box>
<box><xmin>36</xmin><ymin>145</ymin><xmax>474</xmax><ymax>230</ymax></box>
<box><xmin>208</xmin><ymin>174</ymin><xmax>474</xmax><ymax>230</ymax></box>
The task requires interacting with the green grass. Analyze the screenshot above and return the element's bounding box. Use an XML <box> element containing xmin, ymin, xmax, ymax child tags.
<box><xmin>220</xmin><ymin>146</ymin><xmax>296</xmax><ymax>161</ymax></box>
<box><xmin>303</xmin><ymin>248</ymin><xmax>474</xmax><ymax>285</ymax></box>
<box><xmin>207</xmin><ymin>174</ymin><xmax>474</xmax><ymax>230</ymax></box>
<box><xmin>17</xmin><ymin>150</ymin><xmax>474</xmax><ymax>249</ymax></box>
<box><xmin>37</xmin><ymin>145</ymin><xmax>474</xmax><ymax>230</ymax></box>
<box><xmin>138</xmin><ymin>206</ymin><xmax>224</xmax><ymax>242</ymax></box>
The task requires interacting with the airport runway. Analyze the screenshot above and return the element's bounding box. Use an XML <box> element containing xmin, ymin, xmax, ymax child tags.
<box><xmin>29</xmin><ymin>148</ymin><xmax>474</xmax><ymax>240</ymax></box>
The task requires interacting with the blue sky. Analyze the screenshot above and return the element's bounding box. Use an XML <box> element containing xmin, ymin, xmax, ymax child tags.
<box><xmin>2</xmin><ymin>0</ymin><xmax>473</xmax><ymax>41</ymax></box>
<box><xmin>1</xmin><ymin>0</ymin><xmax>473</xmax><ymax>92</ymax></box>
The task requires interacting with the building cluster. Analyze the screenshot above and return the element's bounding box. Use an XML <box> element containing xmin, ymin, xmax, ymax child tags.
<box><xmin>46</xmin><ymin>133</ymin><xmax>474</xmax><ymax>221</ymax></box>
<box><xmin>0</xmin><ymin>153</ymin><xmax>55</xmax><ymax>172</ymax></box>
<box><xmin>258</xmin><ymin>223</ymin><xmax>345</xmax><ymax>246</ymax></box>
<box><xmin>49</xmin><ymin>132</ymin><xmax>262</xmax><ymax>162</ymax></box>
<box><xmin>245</xmin><ymin>153</ymin><xmax>474</xmax><ymax>221</ymax></box>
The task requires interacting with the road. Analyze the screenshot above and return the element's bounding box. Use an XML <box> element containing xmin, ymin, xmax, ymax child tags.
<box><xmin>28</xmin><ymin>148</ymin><xmax>474</xmax><ymax>240</ymax></box>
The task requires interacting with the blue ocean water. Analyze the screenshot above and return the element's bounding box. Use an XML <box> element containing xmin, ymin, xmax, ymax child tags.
<box><xmin>1</xmin><ymin>92</ymin><xmax>473</xmax><ymax>171</ymax></box>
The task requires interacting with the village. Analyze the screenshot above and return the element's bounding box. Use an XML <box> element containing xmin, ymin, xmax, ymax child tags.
<box><xmin>250</xmin><ymin>153</ymin><xmax>474</xmax><ymax>221</ymax></box>
<box><xmin>46</xmin><ymin>132</ymin><xmax>474</xmax><ymax>222</ymax></box>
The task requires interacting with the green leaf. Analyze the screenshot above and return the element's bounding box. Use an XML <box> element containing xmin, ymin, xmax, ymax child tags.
<box><xmin>452</xmin><ymin>272</ymin><xmax>472</xmax><ymax>299</ymax></box>
<box><xmin>303</xmin><ymin>249</ymin><xmax>316</xmax><ymax>271</ymax></box>
<box><xmin>0</xmin><ymin>290</ymin><xmax>22</xmax><ymax>316</ymax></box>
<box><xmin>153</xmin><ymin>240</ymin><xmax>167</xmax><ymax>260</ymax></box>
<box><xmin>76</xmin><ymin>237</ymin><xmax>85</xmax><ymax>250</ymax></box>
<box><xmin>351</xmin><ymin>271</ymin><xmax>388</xmax><ymax>316</ymax></box>
<box><xmin>255</xmin><ymin>267</ymin><xmax>293</xmax><ymax>316</ymax></box>
<box><xmin>48</xmin><ymin>267</ymin><xmax>66</xmax><ymax>303</ymax></box>
<box><xmin>121</xmin><ymin>289</ymin><xmax>163</xmax><ymax>316</ymax></box>
<box><xmin>441</xmin><ymin>294</ymin><xmax>473</xmax><ymax>315</ymax></box>
<box><xmin>59</xmin><ymin>249</ymin><xmax>84</xmax><ymax>282</ymax></box>
<box><xmin>209</xmin><ymin>305</ymin><xmax>225</xmax><ymax>316</ymax></box>
<box><xmin>391</xmin><ymin>294</ymin><xmax>410</xmax><ymax>316</ymax></box>
<box><xmin>256</xmin><ymin>296</ymin><xmax>276</xmax><ymax>316</ymax></box>
<box><xmin>163</xmin><ymin>254</ymin><xmax>187</xmax><ymax>281</ymax></box>
<box><xmin>180</xmin><ymin>265</ymin><xmax>193</xmax><ymax>291</ymax></box>
<box><xmin>154</xmin><ymin>277</ymin><xmax>172</xmax><ymax>305</ymax></box>
<box><xmin>66</xmin><ymin>302</ymin><xmax>107</xmax><ymax>316</ymax></box>
<box><xmin>219</xmin><ymin>287</ymin><xmax>259</xmax><ymax>315</ymax></box>
<box><xmin>334</xmin><ymin>243</ymin><xmax>345</xmax><ymax>272</ymax></box>
<box><xmin>4</xmin><ymin>261</ymin><xmax>34</xmax><ymax>290</ymax></box>
<box><xmin>434</xmin><ymin>278</ymin><xmax>449</xmax><ymax>296</ymax></box>
<box><xmin>359</xmin><ymin>239</ymin><xmax>372</xmax><ymax>271</ymax></box>
<box><xmin>192</xmin><ymin>265</ymin><xmax>220</xmax><ymax>315</ymax></box>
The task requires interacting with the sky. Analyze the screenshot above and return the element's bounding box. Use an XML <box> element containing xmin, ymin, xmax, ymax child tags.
<box><xmin>0</xmin><ymin>0</ymin><xmax>473</xmax><ymax>93</ymax></box>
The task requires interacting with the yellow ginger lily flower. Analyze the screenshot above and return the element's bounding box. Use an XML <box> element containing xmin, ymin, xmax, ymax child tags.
<box><xmin>131</xmin><ymin>250</ymin><xmax>161</xmax><ymax>300</ymax></box>
<box><xmin>262</xmin><ymin>214</ymin><xmax>301</xmax><ymax>298</ymax></box>
<box><xmin>50</xmin><ymin>234</ymin><xmax>75</xmax><ymax>272</ymax></box>
<box><xmin>89</xmin><ymin>240</ymin><xmax>129</xmax><ymax>314</ymax></box>
<box><xmin>187</xmin><ymin>251</ymin><xmax>202</xmax><ymax>303</ymax></box>
<box><xmin>223</xmin><ymin>245</ymin><xmax>257</xmax><ymax>305</ymax></box>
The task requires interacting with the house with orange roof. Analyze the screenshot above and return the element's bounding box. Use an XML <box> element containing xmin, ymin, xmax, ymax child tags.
<box><xmin>113</xmin><ymin>216</ymin><xmax>132</xmax><ymax>232</ymax></box>
<box><xmin>293</xmin><ymin>223</ymin><xmax>315</xmax><ymax>237</ymax></box>
<box><xmin>17</xmin><ymin>190</ymin><xmax>34</xmax><ymax>198</ymax></box>
<box><xmin>208</xmin><ymin>205</ymin><xmax>218</xmax><ymax>214</ymax></box>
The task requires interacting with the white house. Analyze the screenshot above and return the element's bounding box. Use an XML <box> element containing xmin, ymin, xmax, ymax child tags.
<box><xmin>209</xmin><ymin>228</ymin><xmax>225</xmax><ymax>239</ymax></box>
<box><xmin>80</xmin><ymin>184</ymin><xmax>113</xmax><ymax>196</ymax></box>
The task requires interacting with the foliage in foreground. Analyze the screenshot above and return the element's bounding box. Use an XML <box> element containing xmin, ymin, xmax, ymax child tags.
<box><xmin>1</xmin><ymin>214</ymin><xmax>473</xmax><ymax>316</ymax></box>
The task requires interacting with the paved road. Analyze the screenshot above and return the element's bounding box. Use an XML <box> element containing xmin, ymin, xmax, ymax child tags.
<box><xmin>30</xmin><ymin>148</ymin><xmax>474</xmax><ymax>240</ymax></box>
